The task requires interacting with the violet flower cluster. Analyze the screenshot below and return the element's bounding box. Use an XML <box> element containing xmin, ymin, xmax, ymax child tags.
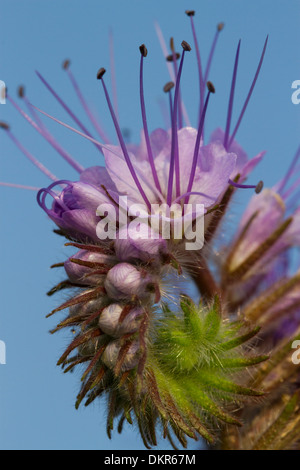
<box><xmin>2</xmin><ymin>10</ymin><xmax>300</xmax><ymax>450</ymax></box>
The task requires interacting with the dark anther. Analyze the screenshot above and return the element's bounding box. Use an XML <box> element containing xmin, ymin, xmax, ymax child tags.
<box><xmin>166</xmin><ymin>53</ymin><xmax>181</xmax><ymax>62</ymax></box>
<box><xmin>163</xmin><ymin>81</ymin><xmax>175</xmax><ymax>93</ymax></box>
<box><xmin>97</xmin><ymin>68</ymin><xmax>106</xmax><ymax>80</ymax></box>
<box><xmin>18</xmin><ymin>86</ymin><xmax>25</xmax><ymax>98</ymax></box>
<box><xmin>255</xmin><ymin>181</ymin><xmax>264</xmax><ymax>194</ymax></box>
<box><xmin>139</xmin><ymin>44</ymin><xmax>148</xmax><ymax>57</ymax></box>
<box><xmin>217</xmin><ymin>22</ymin><xmax>225</xmax><ymax>32</ymax></box>
<box><xmin>0</xmin><ymin>121</ymin><xmax>10</xmax><ymax>130</ymax></box>
<box><xmin>185</xmin><ymin>10</ymin><xmax>195</xmax><ymax>16</ymax></box>
<box><xmin>207</xmin><ymin>81</ymin><xmax>216</xmax><ymax>93</ymax></box>
<box><xmin>62</xmin><ymin>59</ymin><xmax>71</xmax><ymax>70</ymax></box>
<box><xmin>181</xmin><ymin>40</ymin><xmax>192</xmax><ymax>52</ymax></box>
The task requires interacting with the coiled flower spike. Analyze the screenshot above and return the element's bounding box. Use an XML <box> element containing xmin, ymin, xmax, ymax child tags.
<box><xmin>5</xmin><ymin>10</ymin><xmax>300</xmax><ymax>450</ymax></box>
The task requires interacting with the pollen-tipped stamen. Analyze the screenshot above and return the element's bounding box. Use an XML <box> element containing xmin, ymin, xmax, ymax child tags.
<box><xmin>228</xmin><ymin>179</ymin><xmax>264</xmax><ymax>194</ymax></box>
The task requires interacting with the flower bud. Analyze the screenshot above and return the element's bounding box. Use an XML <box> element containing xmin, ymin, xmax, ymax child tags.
<box><xmin>64</xmin><ymin>249</ymin><xmax>114</xmax><ymax>285</ymax></box>
<box><xmin>102</xmin><ymin>339</ymin><xmax>140</xmax><ymax>371</ymax></box>
<box><xmin>104</xmin><ymin>263</ymin><xmax>155</xmax><ymax>301</ymax></box>
<box><xmin>99</xmin><ymin>303</ymin><xmax>144</xmax><ymax>337</ymax></box>
<box><xmin>69</xmin><ymin>296</ymin><xmax>105</xmax><ymax>318</ymax></box>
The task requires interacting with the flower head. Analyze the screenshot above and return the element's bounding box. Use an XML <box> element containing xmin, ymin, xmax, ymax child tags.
<box><xmin>3</xmin><ymin>10</ymin><xmax>300</xmax><ymax>452</ymax></box>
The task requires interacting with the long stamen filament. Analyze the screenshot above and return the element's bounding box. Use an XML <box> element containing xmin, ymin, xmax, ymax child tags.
<box><xmin>97</xmin><ymin>68</ymin><xmax>151</xmax><ymax>210</ymax></box>
<box><xmin>0</xmin><ymin>122</ymin><xmax>58</xmax><ymax>181</ymax></box>
<box><xmin>224</xmin><ymin>40</ymin><xmax>241</xmax><ymax>150</ymax></box>
<box><xmin>184</xmin><ymin>82</ymin><xmax>215</xmax><ymax>207</ymax></box>
<box><xmin>139</xmin><ymin>45</ymin><xmax>162</xmax><ymax>193</ymax></box>
<box><xmin>277</xmin><ymin>144</ymin><xmax>300</xmax><ymax>195</ymax></box>
<box><xmin>8</xmin><ymin>95</ymin><xmax>84</xmax><ymax>173</ymax></box>
<box><xmin>36</xmin><ymin>71</ymin><xmax>103</xmax><ymax>155</ymax></box>
<box><xmin>228</xmin><ymin>36</ymin><xmax>268</xmax><ymax>148</ymax></box>
<box><xmin>63</xmin><ymin>61</ymin><xmax>110</xmax><ymax>145</ymax></box>
<box><xmin>186</xmin><ymin>11</ymin><xmax>205</xmax><ymax>122</ymax></box>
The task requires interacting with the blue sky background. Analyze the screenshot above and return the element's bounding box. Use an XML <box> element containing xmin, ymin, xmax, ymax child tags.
<box><xmin>0</xmin><ymin>0</ymin><xmax>299</xmax><ymax>450</ymax></box>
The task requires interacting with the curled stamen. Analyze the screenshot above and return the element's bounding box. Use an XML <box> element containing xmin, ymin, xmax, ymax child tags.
<box><xmin>97</xmin><ymin>68</ymin><xmax>152</xmax><ymax>210</ymax></box>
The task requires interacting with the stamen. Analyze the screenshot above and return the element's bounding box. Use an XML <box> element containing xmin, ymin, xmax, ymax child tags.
<box><xmin>166</xmin><ymin>52</ymin><xmax>181</xmax><ymax>62</ymax></box>
<box><xmin>139</xmin><ymin>44</ymin><xmax>162</xmax><ymax>193</ymax></box>
<box><xmin>154</xmin><ymin>22</ymin><xmax>191</xmax><ymax>126</ymax></box>
<box><xmin>37</xmin><ymin>180</ymin><xmax>72</xmax><ymax>214</ymax></box>
<box><xmin>63</xmin><ymin>61</ymin><xmax>111</xmax><ymax>144</ymax></box>
<box><xmin>224</xmin><ymin>40</ymin><xmax>241</xmax><ymax>150</ymax></box>
<box><xmin>228</xmin><ymin>179</ymin><xmax>264</xmax><ymax>193</ymax></box>
<box><xmin>203</xmin><ymin>23</ymin><xmax>225</xmax><ymax>86</ymax></box>
<box><xmin>0</xmin><ymin>182</ymin><xmax>40</xmax><ymax>191</ymax></box>
<box><xmin>163</xmin><ymin>81</ymin><xmax>174</xmax><ymax>123</ymax></box>
<box><xmin>282</xmin><ymin>176</ymin><xmax>300</xmax><ymax>201</ymax></box>
<box><xmin>0</xmin><ymin>121</ymin><xmax>58</xmax><ymax>181</ymax></box>
<box><xmin>18</xmin><ymin>85</ymin><xmax>48</xmax><ymax>133</ymax></box>
<box><xmin>170</xmin><ymin>38</ymin><xmax>183</xmax><ymax>130</ymax></box>
<box><xmin>173</xmin><ymin>190</ymin><xmax>215</xmax><ymax>204</ymax></box>
<box><xmin>97</xmin><ymin>68</ymin><xmax>152</xmax><ymax>210</ymax></box>
<box><xmin>228</xmin><ymin>36</ymin><xmax>268</xmax><ymax>148</ymax></box>
<box><xmin>167</xmin><ymin>42</ymin><xmax>191</xmax><ymax>205</ymax></box>
<box><xmin>109</xmin><ymin>29</ymin><xmax>120</xmax><ymax>123</ymax></box>
<box><xmin>36</xmin><ymin>71</ymin><xmax>103</xmax><ymax>155</ymax></box>
<box><xmin>163</xmin><ymin>82</ymin><xmax>175</xmax><ymax>93</ymax></box>
<box><xmin>185</xmin><ymin>10</ymin><xmax>195</xmax><ymax>16</ymax></box>
<box><xmin>184</xmin><ymin>82</ymin><xmax>215</xmax><ymax>206</ymax></box>
<box><xmin>31</xmin><ymin>103</ymin><xmax>165</xmax><ymax>203</ymax></box>
<box><xmin>8</xmin><ymin>94</ymin><xmax>84</xmax><ymax>173</ymax></box>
